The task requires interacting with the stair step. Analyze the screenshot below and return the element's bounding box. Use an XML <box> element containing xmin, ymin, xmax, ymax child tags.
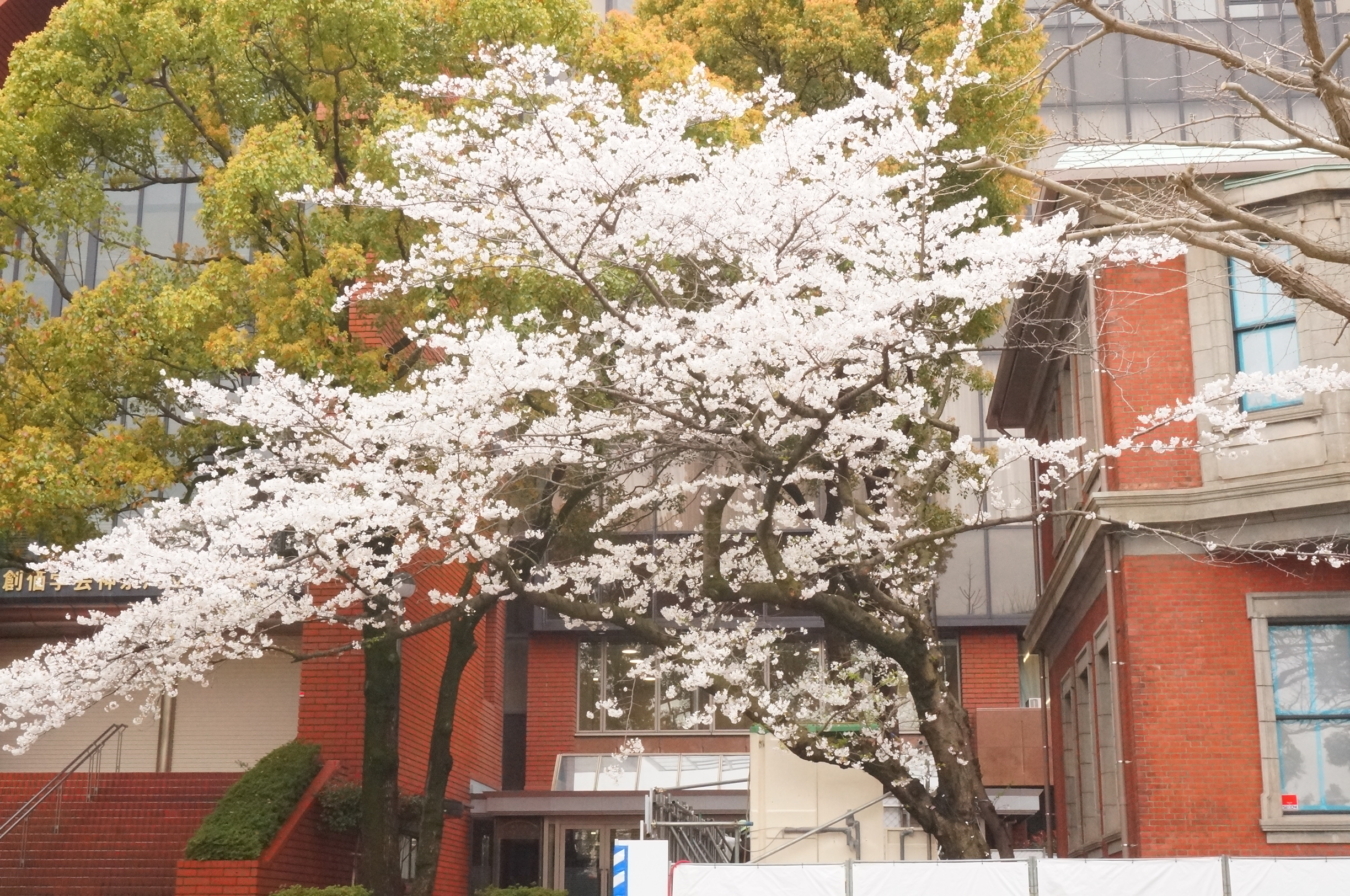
<box><xmin>0</xmin><ymin>772</ymin><xmax>239</xmax><ymax>895</ymax></box>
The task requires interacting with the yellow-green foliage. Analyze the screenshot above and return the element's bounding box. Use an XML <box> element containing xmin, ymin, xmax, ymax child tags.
<box><xmin>597</xmin><ymin>0</ymin><xmax>1045</xmax><ymax>216</ymax></box>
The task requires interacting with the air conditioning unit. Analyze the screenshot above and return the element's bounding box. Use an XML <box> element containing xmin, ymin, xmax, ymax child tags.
<box><xmin>1024</xmin><ymin>697</ymin><xmax>1042</xmax><ymax>709</ymax></box>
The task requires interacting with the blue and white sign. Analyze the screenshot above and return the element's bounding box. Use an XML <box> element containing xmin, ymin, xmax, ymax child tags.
<box><xmin>613</xmin><ymin>844</ymin><xmax>628</xmax><ymax>896</ymax></box>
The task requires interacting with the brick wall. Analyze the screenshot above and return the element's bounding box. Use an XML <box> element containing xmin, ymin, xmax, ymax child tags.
<box><xmin>526</xmin><ymin>634</ymin><xmax>582</xmax><ymax>790</ymax></box>
<box><xmin>397</xmin><ymin>562</ymin><xmax>503</xmax><ymax>893</ymax></box>
<box><xmin>297</xmin><ymin>594</ymin><xmax>365</xmax><ymax>771</ymax></box>
<box><xmin>1094</xmin><ymin>258</ymin><xmax>1203</xmax><ymax>491</ymax></box>
<box><xmin>175</xmin><ymin>762</ymin><xmax>359</xmax><ymax>896</ymax></box>
<box><xmin>174</xmin><ymin>763</ymin><xmax>358</xmax><ymax>896</ymax></box>
<box><xmin>524</xmin><ymin>633</ymin><xmax>750</xmax><ymax>791</ymax></box>
<box><xmin>1117</xmin><ymin>553</ymin><xmax>1350</xmax><ymax>857</ymax></box>
<box><xmin>958</xmin><ymin>629</ymin><xmax>1022</xmax><ymax>711</ymax></box>
<box><xmin>1045</xmin><ymin>554</ymin><xmax>1350</xmax><ymax>858</ymax></box>
<box><xmin>295</xmin><ymin>562</ymin><xmax>504</xmax><ymax>894</ymax></box>
<box><xmin>0</xmin><ymin>0</ymin><xmax>61</xmax><ymax>85</ymax></box>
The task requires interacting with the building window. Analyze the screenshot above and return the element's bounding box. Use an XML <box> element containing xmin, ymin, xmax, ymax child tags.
<box><xmin>1059</xmin><ymin>624</ymin><xmax>1121</xmax><ymax>854</ymax></box>
<box><xmin>577</xmin><ymin>638</ymin><xmax>868</xmax><ymax>734</ymax></box>
<box><xmin>1094</xmin><ymin>639</ymin><xmax>1120</xmax><ymax>835</ymax></box>
<box><xmin>1269</xmin><ymin>624</ymin><xmax>1350</xmax><ymax>813</ymax></box>
<box><xmin>1248</xmin><ymin>592</ymin><xmax>1350</xmax><ymax>842</ymax></box>
<box><xmin>578</xmin><ymin>640</ymin><xmax>751</xmax><ymax>733</ymax></box>
<box><xmin>933</xmin><ymin>351</ymin><xmax>1037</xmax><ymax>619</ymax></box>
<box><xmin>1229</xmin><ymin>250</ymin><xmax>1300</xmax><ymax>412</ymax></box>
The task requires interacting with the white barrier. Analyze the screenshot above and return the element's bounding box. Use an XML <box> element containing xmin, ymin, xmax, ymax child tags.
<box><xmin>853</xmin><ymin>860</ymin><xmax>1031</xmax><ymax>896</ymax></box>
<box><xmin>1229</xmin><ymin>857</ymin><xmax>1350</xmax><ymax>896</ymax></box>
<box><xmin>669</xmin><ymin>856</ymin><xmax>1350</xmax><ymax>896</ymax></box>
<box><xmin>671</xmin><ymin>862</ymin><xmax>844</xmax><ymax>896</ymax></box>
<box><xmin>1038</xmin><ymin>858</ymin><xmax>1225</xmax><ymax>896</ymax></box>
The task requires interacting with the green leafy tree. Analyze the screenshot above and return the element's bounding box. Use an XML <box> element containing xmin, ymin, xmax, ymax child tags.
<box><xmin>0</xmin><ymin>0</ymin><xmax>593</xmax><ymax>566</ymax></box>
<box><xmin>593</xmin><ymin>0</ymin><xmax>1044</xmax><ymax>216</ymax></box>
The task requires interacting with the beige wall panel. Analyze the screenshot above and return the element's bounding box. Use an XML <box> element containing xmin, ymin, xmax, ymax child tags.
<box><xmin>0</xmin><ymin>638</ymin><xmax>160</xmax><ymax>772</ymax></box>
<box><xmin>170</xmin><ymin>647</ymin><xmax>300</xmax><ymax>771</ymax></box>
<box><xmin>749</xmin><ymin>734</ymin><xmax>890</xmax><ymax>863</ymax></box>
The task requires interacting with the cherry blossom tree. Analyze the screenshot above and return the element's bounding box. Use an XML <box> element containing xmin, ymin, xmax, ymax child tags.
<box><xmin>6</xmin><ymin>4</ymin><xmax>1350</xmax><ymax>882</ymax></box>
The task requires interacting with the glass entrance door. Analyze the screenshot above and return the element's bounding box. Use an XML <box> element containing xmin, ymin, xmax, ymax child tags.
<box><xmin>553</xmin><ymin>822</ymin><xmax>641</xmax><ymax>896</ymax></box>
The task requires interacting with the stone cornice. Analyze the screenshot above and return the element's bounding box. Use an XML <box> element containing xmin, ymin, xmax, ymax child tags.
<box><xmin>1024</xmin><ymin>465</ymin><xmax>1350</xmax><ymax>651</ymax></box>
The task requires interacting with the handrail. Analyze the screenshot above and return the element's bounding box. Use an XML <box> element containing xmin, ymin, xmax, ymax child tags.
<box><xmin>0</xmin><ymin>722</ymin><xmax>126</xmax><ymax>865</ymax></box>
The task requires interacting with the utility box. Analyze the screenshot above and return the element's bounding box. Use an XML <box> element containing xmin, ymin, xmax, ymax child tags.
<box><xmin>613</xmin><ymin>839</ymin><xmax>669</xmax><ymax>896</ymax></box>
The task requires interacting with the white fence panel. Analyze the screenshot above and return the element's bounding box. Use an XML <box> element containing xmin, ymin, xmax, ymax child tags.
<box><xmin>853</xmin><ymin>860</ymin><xmax>1031</xmax><ymax>896</ymax></box>
<box><xmin>1229</xmin><ymin>857</ymin><xmax>1350</xmax><ymax>895</ymax></box>
<box><xmin>1038</xmin><ymin>858</ymin><xmax>1225</xmax><ymax>896</ymax></box>
<box><xmin>673</xmin><ymin>855</ymin><xmax>1350</xmax><ymax>896</ymax></box>
<box><xmin>671</xmin><ymin>863</ymin><xmax>844</xmax><ymax>896</ymax></box>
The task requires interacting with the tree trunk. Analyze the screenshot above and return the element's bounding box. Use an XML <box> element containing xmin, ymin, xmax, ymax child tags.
<box><xmin>801</xmin><ymin>597</ymin><xmax>1013</xmax><ymax>859</ymax></box>
<box><xmin>361</xmin><ymin>625</ymin><xmax>405</xmax><ymax>896</ymax></box>
<box><xmin>409</xmin><ymin>610</ymin><xmax>483</xmax><ymax>896</ymax></box>
<box><xmin>896</xmin><ymin>623</ymin><xmax>1012</xmax><ymax>859</ymax></box>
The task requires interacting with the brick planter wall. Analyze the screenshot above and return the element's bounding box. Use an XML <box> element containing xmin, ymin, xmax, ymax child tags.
<box><xmin>175</xmin><ymin>760</ymin><xmax>357</xmax><ymax>896</ymax></box>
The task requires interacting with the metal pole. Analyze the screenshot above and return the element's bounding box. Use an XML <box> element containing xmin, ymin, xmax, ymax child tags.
<box><xmin>1221</xmin><ymin>855</ymin><xmax>1231</xmax><ymax>896</ymax></box>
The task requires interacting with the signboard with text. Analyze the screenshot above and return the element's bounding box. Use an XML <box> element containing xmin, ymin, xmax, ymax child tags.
<box><xmin>0</xmin><ymin>569</ymin><xmax>157</xmax><ymax>601</ymax></box>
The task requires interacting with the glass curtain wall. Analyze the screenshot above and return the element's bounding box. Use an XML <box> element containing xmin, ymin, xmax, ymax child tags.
<box><xmin>4</xmin><ymin>172</ymin><xmax>204</xmax><ymax>317</ymax></box>
<box><xmin>933</xmin><ymin>351</ymin><xmax>1038</xmax><ymax>619</ymax></box>
<box><xmin>1035</xmin><ymin>0</ymin><xmax>1350</xmax><ymax>145</ymax></box>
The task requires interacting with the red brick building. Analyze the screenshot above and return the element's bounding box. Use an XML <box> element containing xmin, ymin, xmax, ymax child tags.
<box><xmin>989</xmin><ymin>150</ymin><xmax>1350</xmax><ymax>858</ymax></box>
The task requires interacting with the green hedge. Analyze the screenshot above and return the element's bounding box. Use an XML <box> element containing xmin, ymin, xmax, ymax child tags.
<box><xmin>185</xmin><ymin>740</ymin><xmax>323</xmax><ymax>860</ymax></box>
<box><xmin>474</xmin><ymin>888</ymin><xmax>567</xmax><ymax>896</ymax></box>
<box><xmin>316</xmin><ymin>780</ymin><xmax>361</xmax><ymax>833</ymax></box>
<box><xmin>271</xmin><ymin>888</ymin><xmax>371</xmax><ymax>896</ymax></box>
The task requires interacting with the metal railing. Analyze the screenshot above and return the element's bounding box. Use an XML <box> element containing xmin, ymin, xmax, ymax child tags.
<box><xmin>646</xmin><ymin>788</ymin><xmax>750</xmax><ymax>864</ymax></box>
<box><xmin>0</xmin><ymin>722</ymin><xmax>126</xmax><ymax>866</ymax></box>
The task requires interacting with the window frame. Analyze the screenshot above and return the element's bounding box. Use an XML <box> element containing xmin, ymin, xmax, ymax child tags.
<box><xmin>1248</xmin><ymin>591</ymin><xmax>1350</xmax><ymax>843</ymax></box>
<box><xmin>1058</xmin><ymin>623</ymin><xmax>1124</xmax><ymax>856</ymax></box>
<box><xmin>1269</xmin><ymin>622</ymin><xmax>1350</xmax><ymax>813</ymax></box>
<box><xmin>1227</xmin><ymin>250</ymin><xmax>1301</xmax><ymax>413</ymax></box>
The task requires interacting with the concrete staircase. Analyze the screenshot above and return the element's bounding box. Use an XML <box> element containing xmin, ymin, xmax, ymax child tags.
<box><xmin>0</xmin><ymin>772</ymin><xmax>238</xmax><ymax>896</ymax></box>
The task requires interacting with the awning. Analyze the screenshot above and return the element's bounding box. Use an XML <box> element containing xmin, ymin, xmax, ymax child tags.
<box><xmin>989</xmin><ymin>787</ymin><xmax>1043</xmax><ymax>816</ymax></box>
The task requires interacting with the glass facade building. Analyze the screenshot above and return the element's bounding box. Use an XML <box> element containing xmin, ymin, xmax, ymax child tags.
<box><xmin>1037</xmin><ymin>0</ymin><xmax>1350</xmax><ymax>145</ymax></box>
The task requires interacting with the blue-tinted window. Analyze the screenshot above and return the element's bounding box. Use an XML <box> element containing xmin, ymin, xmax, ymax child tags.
<box><xmin>1230</xmin><ymin>249</ymin><xmax>1300</xmax><ymax>411</ymax></box>
<box><xmin>1270</xmin><ymin>624</ymin><xmax>1350</xmax><ymax>812</ymax></box>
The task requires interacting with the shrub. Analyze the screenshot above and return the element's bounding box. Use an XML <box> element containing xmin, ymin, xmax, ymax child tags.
<box><xmin>316</xmin><ymin>780</ymin><xmax>426</xmax><ymax>835</ymax></box>
<box><xmin>474</xmin><ymin>888</ymin><xmax>567</xmax><ymax>896</ymax></box>
<box><xmin>184</xmin><ymin>740</ymin><xmax>323</xmax><ymax>860</ymax></box>
<box><xmin>316</xmin><ymin>780</ymin><xmax>361</xmax><ymax>833</ymax></box>
<box><xmin>271</xmin><ymin>888</ymin><xmax>372</xmax><ymax>896</ymax></box>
